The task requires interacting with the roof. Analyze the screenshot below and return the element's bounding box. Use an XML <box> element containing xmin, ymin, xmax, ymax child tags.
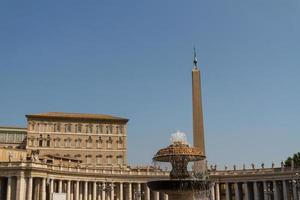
<box><xmin>26</xmin><ymin>112</ymin><xmax>129</xmax><ymax>122</ymax></box>
<box><xmin>0</xmin><ymin>126</ymin><xmax>27</xmax><ymax>132</ymax></box>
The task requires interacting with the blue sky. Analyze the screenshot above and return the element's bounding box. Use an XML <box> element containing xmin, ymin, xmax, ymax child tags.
<box><xmin>1</xmin><ymin>0</ymin><xmax>300</xmax><ymax>169</ymax></box>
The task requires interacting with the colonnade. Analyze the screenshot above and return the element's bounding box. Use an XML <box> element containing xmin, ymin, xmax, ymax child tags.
<box><xmin>0</xmin><ymin>176</ymin><xmax>167</xmax><ymax>200</ymax></box>
<box><xmin>212</xmin><ymin>180</ymin><xmax>299</xmax><ymax>200</ymax></box>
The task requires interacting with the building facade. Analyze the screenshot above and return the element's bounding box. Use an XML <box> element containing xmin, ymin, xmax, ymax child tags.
<box><xmin>0</xmin><ymin>126</ymin><xmax>27</xmax><ymax>149</ymax></box>
<box><xmin>0</xmin><ymin>112</ymin><xmax>170</xmax><ymax>200</ymax></box>
<box><xmin>26</xmin><ymin>112</ymin><xmax>128</xmax><ymax>167</ymax></box>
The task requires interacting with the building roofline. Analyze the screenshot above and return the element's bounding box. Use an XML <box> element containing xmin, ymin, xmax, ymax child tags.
<box><xmin>0</xmin><ymin>126</ymin><xmax>27</xmax><ymax>131</ymax></box>
<box><xmin>26</xmin><ymin>112</ymin><xmax>129</xmax><ymax>123</ymax></box>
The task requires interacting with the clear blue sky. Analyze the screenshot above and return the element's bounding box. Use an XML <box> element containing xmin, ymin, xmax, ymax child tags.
<box><xmin>1</xmin><ymin>0</ymin><xmax>300</xmax><ymax>169</ymax></box>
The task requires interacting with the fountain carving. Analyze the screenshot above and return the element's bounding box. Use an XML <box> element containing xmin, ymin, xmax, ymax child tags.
<box><xmin>147</xmin><ymin>131</ymin><xmax>212</xmax><ymax>200</ymax></box>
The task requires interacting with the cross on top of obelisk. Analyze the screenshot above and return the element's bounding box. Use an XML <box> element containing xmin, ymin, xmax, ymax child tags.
<box><xmin>193</xmin><ymin>47</ymin><xmax>198</xmax><ymax>69</ymax></box>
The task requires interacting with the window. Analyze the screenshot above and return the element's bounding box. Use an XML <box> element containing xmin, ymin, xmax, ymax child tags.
<box><xmin>44</xmin><ymin>123</ymin><xmax>48</xmax><ymax>132</ymax></box>
<box><xmin>117</xmin><ymin>156</ymin><xmax>123</xmax><ymax>165</ymax></box>
<box><xmin>74</xmin><ymin>154</ymin><xmax>81</xmax><ymax>158</ymax></box>
<box><xmin>76</xmin><ymin>124</ymin><xmax>82</xmax><ymax>133</ymax></box>
<box><xmin>97</xmin><ymin>137</ymin><xmax>103</xmax><ymax>148</ymax></box>
<box><xmin>96</xmin><ymin>155</ymin><xmax>102</xmax><ymax>165</ymax></box>
<box><xmin>39</xmin><ymin>134</ymin><xmax>43</xmax><ymax>147</ymax></box>
<box><xmin>116</xmin><ymin>126</ymin><xmax>123</xmax><ymax>134</ymax></box>
<box><xmin>65</xmin><ymin>138</ymin><xmax>71</xmax><ymax>148</ymax></box>
<box><xmin>54</xmin><ymin>138</ymin><xmax>60</xmax><ymax>147</ymax></box>
<box><xmin>119</xmin><ymin>125</ymin><xmax>123</xmax><ymax>134</ymax></box>
<box><xmin>86</xmin><ymin>155</ymin><xmax>92</xmax><ymax>164</ymax></box>
<box><xmin>107</xmin><ymin>155</ymin><xmax>112</xmax><ymax>165</ymax></box>
<box><xmin>96</xmin><ymin>125</ymin><xmax>103</xmax><ymax>134</ymax></box>
<box><xmin>117</xmin><ymin>137</ymin><xmax>123</xmax><ymax>149</ymax></box>
<box><xmin>54</xmin><ymin>123</ymin><xmax>61</xmax><ymax>132</ymax></box>
<box><xmin>106</xmin><ymin>125</ymin><xmax>112</xmax><ymax>134</ymax></box>
<box><xmin>107</xmin><ymin>137</ymin><xmax>113</xmax><ymax>149</ymax></box>
<box><xmin>86</xmin><ymin>136</ymin><xmax>92</xmax><ymax>148</ymax></box>
<box><xmin>85</xmin><ymin>124</ymin><xmax>93</xmax><ymax>133</ymax></box>
<box><xmin>87</xmin><ymin>124</ymin><xmax>93</xmax><ymax>133</ymax></box>
<box><xmin>65</xmin><ymin>124</ymin><xmax>71</xmax><ymax>133</ymax></box>
<box><xmin>75</xmin><ymin>139</ymin><xmax>81</xmax><ymax>148</ymax></box>
<box><xmin>46</xmin><ymin>135</ymin><xmax>51</xmax><ymax>147</ymax></box>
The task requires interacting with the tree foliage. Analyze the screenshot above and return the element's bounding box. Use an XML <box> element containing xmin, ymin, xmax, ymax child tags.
<box><xmin>285</xmin><ymin>152</ymin><xmax>300</xmax><ymax>167</ymax></box>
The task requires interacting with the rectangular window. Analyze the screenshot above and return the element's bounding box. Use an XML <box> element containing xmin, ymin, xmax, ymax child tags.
<box><xmin>76</xmin><ymin>140</ymin><xmax>81</xmax><ymax>148</ymax></box>
<box><xmin>77</xmin><ymin>125</ymin><xmax>82</xmax><ymax>133</ymax></box>
<box><xmin>117</xmin><ymin>157</ymin><xmax>122</xmax><ymax>165</ymax></box>
<box><xmin>118</xmin><ymin>142</ymin><xmax>122</xmax><ymax>149</ymax></box>
<box><xmin>87</xmin><ymin>157</ymin><xmax>91</xmax><ymax>164</ymax></box>
<box><xmin>97</xmin><ymin>157</ymin><xmax>101</xmax><ymax>165</ymax></box>
<box><xmin>87</xmin><ymin>141</ymin><xmax>92</xmax><ymax>148</ymax></box>
<box><xmin>107</xmin><ymin>157</ymin><xmax>112</xmax><ymax>165</ymax></box>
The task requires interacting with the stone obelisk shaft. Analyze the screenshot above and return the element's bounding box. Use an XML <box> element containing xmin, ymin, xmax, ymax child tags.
<box><xmin>192</xmin><ymin>67</ymin><xmax>205</xmax><ymax>156</ymax></box>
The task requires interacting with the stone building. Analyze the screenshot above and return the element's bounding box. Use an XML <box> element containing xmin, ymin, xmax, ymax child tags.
<box><xmin>0</xmin><ymin>113</ymin><xmax>169</xmax><ymax>200</ymax></box>
<box><xmin>0</xmin><ymin>126</ymin><xmax>27</xmax><ymax>149</ymax></box>
<box><xmin>26</xmin><ymin>112</ymin><xmax>128</xmax><ymax>167</ymax></box>
<box><xmin>209</xmin><ymin>164</ymin><xmax>300</xmax><ymax>200</ymax></box>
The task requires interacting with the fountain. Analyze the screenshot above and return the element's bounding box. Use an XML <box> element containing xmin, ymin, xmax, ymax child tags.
<box><xmin>147</xmin><ymin>131</ymin><xmax>211</xmax><ymax>200</ymax></box>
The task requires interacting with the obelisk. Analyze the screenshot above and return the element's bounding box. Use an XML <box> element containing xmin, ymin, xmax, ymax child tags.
<box><xmin>192</xmin><ymin>48</ymin><xmax>206</xmax><ymax>173</ymax></box>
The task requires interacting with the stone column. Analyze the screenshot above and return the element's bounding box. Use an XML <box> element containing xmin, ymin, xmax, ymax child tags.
<box><xmin>93</xmin><ymin>182</ymin><xmax>97</xmax><ymax>200</ymax></box>
<box><xmin>16</xmin><ymin>173</ymin><xmax>26</xmax><ymax>200</ymax></box>
<box><xmin>243</xmin><ymin>182</ymin><xmax>249</xmax><ymax>200</ymax></box>
<box><xmin>76</xmin><ymin>181</ymin><xmax>80</xmax><ymax>200</ymax></box>
<box><xmin>102</xmin><ymin>183</ymin><xmax>106</xmax><ymax>200</ymax></box>
<box><xmin>41</xmin><ymin>178</ymin><xmax>46</xmax><ymax>200</ymax></box>
<box><xmin>59</xmin><ymin>180</ymin><xmax>63</xmax><ymax>193</ymax></box>
<box><xmin>215</xmin><ymin>183</ymin><xmax>220</xmax><ymax>200</ymax></box>
<box><xmin>253</xmin><ymin>182</ymin><xmax>259</xmax><ymax>200</ymax></box>
<box><xmin>137</xmin><ymin>183</ymin><xmax>141</xmax><ymax>200</ymax></box>
<box><xmin>154</xmin><ymin>192</ymin><xmax>159</xmax><ymax>200</ymax></box>
<box><xmin>119</xmin><ymin>183</ymin><xmax>123</xmax><ymax>200</ymax></box>
<box><xmin>67</xmin><ymin>180</ymin><xmax>71</xmax><ymax>200</ymax></box>
<box><xmin>234</xmin><ymin>183</ymin><xmax>240</xmax><ymax>200</ymax></box>
<box><xmin>111</xmin><ymin>183</ymin><xmax>114</xmax><ymax>200</ymax></box>
<box><xmin>282</xmin><ymin>180</ymin><xmax>288</xmax><ymax>200</ymax></box>
<box><xmin>273</xmin><ymin>181</ymin><xmax>279</xmax><ymax>200</ymax></box>
<box><xmin>292</xmin><ymin>181</ymin><xmax>297</xmax><ymax>200</ymax></box>
<box><xmin>210</xmin><ymin>183</ymin><xmax>215</xmax><ymax>200</ymax></box>
<box><xmin>89</xmin><ymin>183</ymin><xmax>92</xmax><ymax>200</ymax></box>
<box><xmin>97</xmin><ymin>183</ymin><xmax>101</xmax><ymax>200</ymax></box>
<box><xmin>84</xmin><ymin>181</ymin><xmax>88</xmax><ymax>200</ymax></box>
<box><xmin>27</xmin><ymin>177</ymin><xmax>33</xmax><ymax>200</ymax></box>
<box><xmin>163</xmin><ymin>194</ymin><xmax>168</xmax><ymax>200</ymax></box>
<box><xmin>6</xmin><ymin>176</ymin><xmax>11</xmax><ymax>200</ymax></box>
<box><xmin>128</xmin><ymin>183</ymin><xmax>132</xmax><ymax>200</ymax></box>
<box><xmin>225</xmin><ymin>183</ymin><xmax>230</xmax><ymax>200</ymax></box>
<box><xmin>145</xmin><ymin>185</ymin><xmax>150</xmax><ymax>200</ymax></box>
<box><xmin>50</xmin><ymin>179</ymin><xmax>54</xmax><ymax>200</ymax></box>
<box><xmin>263</xmin><ymin>181</ymin><xmax>268</xmax><ymax>200</ymax></box>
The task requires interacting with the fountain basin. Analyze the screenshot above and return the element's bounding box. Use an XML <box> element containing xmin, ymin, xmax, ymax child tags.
<box><xmin>147</xmin><ymin>180</ymin><xmax>211</xmax><ymax>200</ymax></box>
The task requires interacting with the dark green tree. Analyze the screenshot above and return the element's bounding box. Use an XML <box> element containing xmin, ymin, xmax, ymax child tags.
<box><xmin>285</xmin><ymin>152</ymin><xmax>300</xmax><ymax>167</ymax></box>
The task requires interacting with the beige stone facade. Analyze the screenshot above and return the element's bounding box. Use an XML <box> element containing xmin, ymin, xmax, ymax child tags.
<box><xmin>26</xmin><ymin>112</ymin><xmax>128</xmax><ymax>168</ymax></box>
<box><xmin>0</xmin><ymin>112</ymin><xmax>170</xmax><ymax>200</ymax></box>
<box><xmin>0</xmin><ymin>127</ymin><xmax>27</xmax><ymax>149</ymax></box>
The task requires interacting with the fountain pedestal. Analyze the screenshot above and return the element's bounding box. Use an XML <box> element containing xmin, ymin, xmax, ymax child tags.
<box><xmin>148</xmin><ymin>180</ymin><xmax>211</xmax><ymax>200</ymax></box>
